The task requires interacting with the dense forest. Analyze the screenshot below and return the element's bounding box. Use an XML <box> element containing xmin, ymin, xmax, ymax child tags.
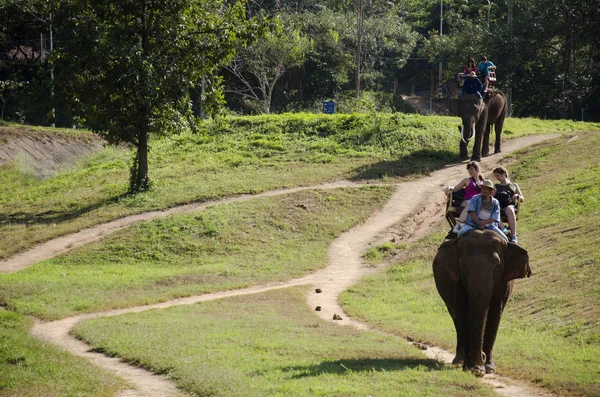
<box><xmin>1</xmin><ymin>0</ymin><xmax>599</xmax><ymax>124</ymax></box>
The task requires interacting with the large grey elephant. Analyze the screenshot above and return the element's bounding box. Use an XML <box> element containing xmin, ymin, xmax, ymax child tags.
<box><xmin>432</xmin><ymin>230</ymin><xmax>531</xmax><ymax>376</ymax></box>
<box><xmin>457</xmin><ymin>91</ymin><xmax>508</xmax><ymax>161</ymax></box>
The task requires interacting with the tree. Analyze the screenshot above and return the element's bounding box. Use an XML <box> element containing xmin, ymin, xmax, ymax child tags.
<box><xmin>0</xmin><ymin>79</ymin><xmax>27</xmax><ymax>120</ymax></box>
<box><xmin>226</xmin><ymin>17</ymin><xmax>311</xmax><ymax>114</ymax></box>
<box><xmin>54</xmin><ymin>0</ymin><xmax>265</xmax><ymax>191</ymax></box>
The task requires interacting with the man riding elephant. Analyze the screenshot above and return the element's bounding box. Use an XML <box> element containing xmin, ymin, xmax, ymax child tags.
<box><xmin>477</xmin><ymin>55</ymin><xmax>495</xmax><ymax>94</ymax></box>
<box><xmin>461</xmin><ymin>71</ymin><xmax>483</xmax><ymax>99</ymax></box>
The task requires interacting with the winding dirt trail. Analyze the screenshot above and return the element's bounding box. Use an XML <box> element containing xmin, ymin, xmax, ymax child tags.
<box><xmin>13</xmin><ymin>135</ymin><xmax>560</xmax><ymax>397</ymax></box>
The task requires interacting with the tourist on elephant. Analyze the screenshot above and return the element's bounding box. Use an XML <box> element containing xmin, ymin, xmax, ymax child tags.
<box><xmin>457</xmin><ymin>179</ymin><xmax>508</xmax><ymax>242</ymax></box>
<box><xmin>461</xmin><ymin>71</ymin><xmax>483</xmax><ymax>98</ymax></box>
<box><xmin>444</xmin><ymin>160</ymin><xmax>484</xmax><ymax>232</ymax></box>
<box><xmin>477</xmin><ymin>56</ymin><xmax>495</xmax><ymax>93</ymax></box>
<box><xmin>458</xmin><ymin>58</ymin><xmax>478</xmax><ymax>87</ymax></box>
<box><xmin>464</xmin><ymin>58</ymin><xmax>478</xmax><ymax>76</ymax></box>
<box><xmin>492</xmin><ymin>166</ymin><xmax>524</xmax><ymax>243</ymax></box>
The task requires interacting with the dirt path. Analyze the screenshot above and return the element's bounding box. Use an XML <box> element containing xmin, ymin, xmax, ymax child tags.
<box><xmin>24</xmin><ymin>135</ymin><xmax>560</xmax><ymax>397</ymax></box>
<box><xmin>0</xmin><ymin>181</ymin><xmax>367</xmax><ymax>274</ymax></box>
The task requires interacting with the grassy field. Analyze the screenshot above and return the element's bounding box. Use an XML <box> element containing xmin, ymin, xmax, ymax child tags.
<box><xmin>342</xmin><ymin>131</ymin><xmax>600</xmax><ymax>397</ymax></box>
<box><xmin>2</xmin><ymin>114</ymin><xmax>598</xmax><ymax>260</ymax></box>
<box><xmin>0</xmin><ymin>310</ymin><xmax>122</xmax><ymax>397</ymax></box>
<box><xmin>1</xmin><ymin>116</ymin><xmax>600</xmax><ymax>396</ymax></box>
<box><xmin>0</xmin><ymin>186</ymin><xmax>392</xmax><ymax>320</ymax></box>
<box><xmin>72</xmin><ymin>287</ymin><xmax>496</xmax><ymax>397</ymax></box>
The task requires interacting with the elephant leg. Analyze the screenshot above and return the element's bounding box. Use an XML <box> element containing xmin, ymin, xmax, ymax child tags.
<box><xmin>470</xmin><ymin>113</ymin><xmax>487</xmax><ymax>162</ymax></box>
<box><xmin>451</xmin><ymin>288</ymin><xmax>469</xmax><ymax>365</ymax></box>
<box><xmin>494</xmin><ymin>116</ymin><xmax>505</xmax><ymax>154</ymax></box>
<box><xmin>470</xmin><ymin>140</ymin><xmax>482</xmax><ymax>162</ymax></box>
<box><xmin>459</xmin><ymin>140</ymin><xmax>469</xmax><ymax>161</ymax></box>
<box><xmin>483</xmin><ymin>281</ymin><xmax>515</xmax><ymax>374</ymax></box>
<box><xmin>482</xmin><ymin>124</ymin><xmax>491</xmax><ymax>157</ymax></box>
<box><xmin>433</xmin><ymin>263</ymin><xmax>468</xmax><ymax>365</ymax></box>
<box><xmin>467</xmin><ymin>276</ymin><xmax>494</xmax><ymax>377</ymax></box>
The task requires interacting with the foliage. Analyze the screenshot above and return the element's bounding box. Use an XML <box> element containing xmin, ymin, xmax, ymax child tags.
<box><xmin>225</xmin><ymin>4</ymin><xmax>417</xmax><ymax>112</ymax></box>
<box><xmin>52</xmin><ymin>0</ymin><xmax>266</xmax><ymax>191</ymax></box>
<box><xmin>0</xmin><ymin>79</ymin><xmax>27</xmax><ymax>120</ymax></box>
<box><xmin>226</xmin><ymin>15</ymin><xmax>312</xmax><ymax>114</ymax></box>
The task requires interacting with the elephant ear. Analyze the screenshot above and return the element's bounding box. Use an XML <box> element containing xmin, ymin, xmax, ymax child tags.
<box><xmin>503</xmin><ymin>243</ymin><xmax>531</xmax><ymax>283</ymax></box>
<box><xmin>433</xmin><ymin>239</ymin><xmax>460</xmax><ymax>282</ymax></box>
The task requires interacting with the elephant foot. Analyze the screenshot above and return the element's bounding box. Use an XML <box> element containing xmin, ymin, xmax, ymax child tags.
<box><xmin>485</xmin><ymin>362</ymin><xmax>496</xmax><ymax>374</ymax></box>
<box><xmin>471</xmin><ymin>366</ymin><xmax>486</xmax><ymax>377</ymax></box>
<box><xmin>459</xmin><ymin>155</ymin><xmax>469</xmax><ymax>161</ymax></box>
<box><xmin>482</xmin><ymin>152</ymin><xmax>489</xmax><ymax>157</ymax></box>
<box><xmin>470</xmin><ymin>156</ymin><xmax>482</xmax><ymax>162</ymax></box>
<box><xmin>494</xmin><ymin>150</ymin><xmax>502</xmax><ymax>154</ymax></box>
<box><xmin>452</xmin><ymin>355</ymin><xmax>464</xmax><ymax>365</ymax></box>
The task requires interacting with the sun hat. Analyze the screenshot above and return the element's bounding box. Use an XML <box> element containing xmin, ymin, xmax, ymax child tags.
<box><xmin>469</xmin><ymin>71</ymin><xmax>477</xmax><ymax>78</ymax></box>
<box><xmin>481</xmin><ymin>179</ymin><xmax>495</xmax><ymax>189</ymax></box>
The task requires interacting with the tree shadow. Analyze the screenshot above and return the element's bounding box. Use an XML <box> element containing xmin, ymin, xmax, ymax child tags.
<box><xmin>0</xmin><ymin>192</ymin><xmax>131</xmax><ymax>227</ymax></box>
<box><xmin>281</xmin><ymin>357</ymin><xmax>444</xmax><ymax>379</ymax></box>
<box><xmin>349</xmin><ymin>149</ymin><xmax>458</xmax><ymax>181</ymax></box>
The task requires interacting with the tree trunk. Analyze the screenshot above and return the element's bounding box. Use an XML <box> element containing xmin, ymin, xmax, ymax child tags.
<box><xmin>131</xmin><ymin>128</ymin><xmax>149</xmax><ymax>192</ymax></box>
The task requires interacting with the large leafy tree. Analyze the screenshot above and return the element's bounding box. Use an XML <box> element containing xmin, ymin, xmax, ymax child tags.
<box><xmin>54</xmin><ymin>0</ymin><xmax>264</xmax><ymax>191</ymax></box>
<box><xmin>226</xmin><ymin>17</ymin><xmax>311</xmax><ymax>114</ymax></box>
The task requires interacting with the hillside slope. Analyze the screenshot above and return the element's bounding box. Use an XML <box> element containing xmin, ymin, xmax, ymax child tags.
<box><xmin>0</xmin><ymin>125</ymin><xmax>105</xmax><ymax>179</ymax></box>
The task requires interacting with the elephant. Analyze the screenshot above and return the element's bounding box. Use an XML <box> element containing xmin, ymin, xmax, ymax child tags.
<box><xmin>457</xmin><ymin>91</ymin><xmax>508</xmax><ymax>161</ymax></box>
<box><xmin>432</xmin><ymin>230</ymin><xmax>531</xmax><ymax>376</ymax></box>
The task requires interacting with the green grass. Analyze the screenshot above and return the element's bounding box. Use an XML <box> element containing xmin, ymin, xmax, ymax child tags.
<box><xmin>72</xmin><ymin>287</ymin><xmax>496</xmax><ymax>397</ymax></box>
<box><xmin>0</xmin><ymin>310</ymin><xmax>122</xmax><ymax>397</ymax></box>
<box><xmin>501</xmin><ymin>117</ymin><xmax>600</xmax><ymax>137</ymax></box>
<box><xmin>341</xmin><ymin>131</ymin><xmax>600</xmax><ymax>397</ymax></box>
<box><xmin>0</xmin><ymin>187</ymin><xmax>393</xmax><ymax>320</ymax></box>
<box><xmin>3</xmin><ymin>113</ymin><xmax>598</xmax><ymax>261</ymax></box>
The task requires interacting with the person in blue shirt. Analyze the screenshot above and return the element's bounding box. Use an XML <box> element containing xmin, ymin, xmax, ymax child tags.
<box><xmin>461</xmin><ymin>71</ymin><xmax>483</xmax><ymax>98</ymax></box>
<box><xmin>457</xmin><ymin>179</ymin><xmax>508</xmax><ymax>242</ymax></box>
<box><xmin>477</xmin><ymin>56</ymin><xmax>495</xmax><ymax>92</ymax></box>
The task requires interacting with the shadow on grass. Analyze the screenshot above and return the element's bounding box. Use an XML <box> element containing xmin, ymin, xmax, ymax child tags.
<box><xmin>0</xmin><ymin>192</ymin><xmax>131</xmax><ymax>227</ymax></box>
<box><xmin>282</xmin><ymin>357</ymin><xmax>444</xmax><ymax>379</ymax></box>
<box><xmin>349</xmin><ymin>149</ymin><xmax>458</xmax><ymax>181</ymax></box>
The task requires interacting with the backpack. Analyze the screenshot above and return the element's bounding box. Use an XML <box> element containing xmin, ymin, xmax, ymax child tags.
<box><xmin>495</xmin><ymin>190</ymin><xmax>512</xmax><ymax>207</ymax></box>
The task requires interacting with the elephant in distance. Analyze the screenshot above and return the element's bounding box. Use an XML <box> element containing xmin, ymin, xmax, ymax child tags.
<box><xmin>457</xmin><ymin>91</ymin><xmax>508</xmax><ymax>161</ymax></box>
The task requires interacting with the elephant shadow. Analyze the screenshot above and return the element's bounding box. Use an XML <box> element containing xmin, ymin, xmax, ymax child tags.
<box><xmin>349</xmin><ymin>149</ymin><xmax>455</xmax><ymax>181</ymax></box>
<box><xmin>280</xmin><ymin>357</ymin><xmax>444</xmax><ymax>379</ymax></box>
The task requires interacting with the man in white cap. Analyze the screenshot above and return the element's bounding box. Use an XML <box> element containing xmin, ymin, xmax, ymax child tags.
<box><xmin>461</xmin><ymin>70</ymin><xmax>483</xmax><ymax>99</ymax></box>
<box><xmin>457</xmin><ymin>179</ymin><xmax>508</xmax><ymax>242</ymax></box>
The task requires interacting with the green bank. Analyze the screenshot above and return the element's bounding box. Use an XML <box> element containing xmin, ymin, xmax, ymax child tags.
<box><xmin>342</xmin><ymin>131</ymin><xmax>600</xmax><ymax>396</ymax></box>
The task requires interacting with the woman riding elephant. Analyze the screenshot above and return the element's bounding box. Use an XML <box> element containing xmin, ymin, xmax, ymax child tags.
<box><xmin>432</xmin><ymin>230</ymin><xmax>531</xmax><ymax>376</ymax></box>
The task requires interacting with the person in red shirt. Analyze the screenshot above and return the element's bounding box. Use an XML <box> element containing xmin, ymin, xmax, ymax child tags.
<box><xmin>464</xmin><ymin>58</ymin><xmax>477</xmax><ymax>75</ymax></box>
<box><xmin>458</xmin><ymin>58</ymin><xmax>478</xmax><ymax>87</ymax></box>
